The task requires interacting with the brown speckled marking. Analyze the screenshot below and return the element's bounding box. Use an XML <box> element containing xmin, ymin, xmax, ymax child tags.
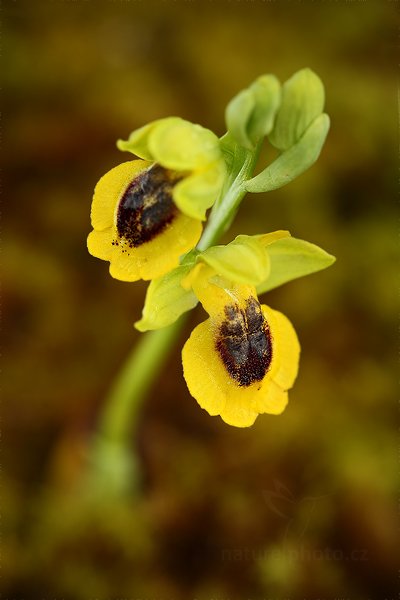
<box><xmin>216</xmin><ymin>297</ymin><xmax>272</xmax><ymax>386</ymax></box>
<box><xmin>115</xmin><ymin>164</ymin><xmax>183</xmax><ymax>249</ymax></box>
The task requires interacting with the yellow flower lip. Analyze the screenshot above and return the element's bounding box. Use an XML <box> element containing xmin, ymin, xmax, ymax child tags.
<box><xmin>181</xmin><ymin>260</ymin><xmax>299</xmax><ymax>427</ymax></box>
<box><xmin>182</xmin><ymin>301</ymin><xmax>300</xmax><ymax>428</ymax></box>
<box><xmin>87</xmin><ymin>160</ymin><xmax>202</xmax><ymax>282</ymax></box>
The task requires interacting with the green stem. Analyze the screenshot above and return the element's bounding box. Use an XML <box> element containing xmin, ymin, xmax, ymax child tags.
<box><xmin>198</xmin><ymin>140</ymin><xmax>262</xmax><ymax>250</ymax></box>
<box><xmin>97</xmin><ymin>318</ymin><xmax>185</xmax><ymax>445</ymax></box>
<box><xmin>87</xmin><ymin>318</ymin><xmax>186</xmax><ymax>495</ymax></box>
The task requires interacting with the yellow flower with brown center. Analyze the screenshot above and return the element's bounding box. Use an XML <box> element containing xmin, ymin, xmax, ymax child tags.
<box><xmin>135</xmin><ymin>231</ymin><xmax>334</xmax><ymax>426</ymax></box>
<box><xmin>182</xmin><ymin>264</ymin><xmax>300</xmax><ymax>428</ymax></box>
<box><xmin>87</xmin><ymin>117</ymin><xmax>226</xmax><ymax>282</ymax></box>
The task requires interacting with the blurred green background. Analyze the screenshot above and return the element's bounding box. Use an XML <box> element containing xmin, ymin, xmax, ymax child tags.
<box><xmin>4</xmin><ymin>1</ymin><xmax>398</xmax><ymax>598</ymax></box>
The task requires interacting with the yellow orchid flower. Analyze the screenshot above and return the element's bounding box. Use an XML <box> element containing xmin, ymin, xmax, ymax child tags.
<box><xmin>182</xmin><ymin>264</ymin><xmax>300</xmax><ymax>428</ymax></box>
<box><xmin>87</xmin><ymin>118</ymin><xmax>226</xmax><ymax>282</ymax></box>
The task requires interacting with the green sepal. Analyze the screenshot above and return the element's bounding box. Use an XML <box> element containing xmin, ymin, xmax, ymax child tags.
<box><xmin>116</xmin><ymin>121</ymin><xmax>159</xmax><ymax>160</ymax></box>
<box><xmin>257</xmin><ymin>236</ymin><xmax>336</xmax><ymax>295</ymax></box>
<box><xmin>135</xmin><ymin>257</ymin><xmax>199</xmax><ymax>332</ymax></box>
<box><xmin>244</xmin><ymin>113</ymin><xmax>330</xmax><ymax>193</ymax></box>
<box><xmin>254</xmin><ymin>230</ymin><xmax>291</xmax><ymax>247</ymax></box>
<box><xmin>225</xmin><ymin>75</ymin><xmax>281</xmax><ymax>149</ymax></box>
<box><xmin>268</xmin><ymin>68</ymin><xmax>325</xmax><ymax>151</ymax></box>
<box><xmin>148</xmin><ymin>118</ymin><xmax>221</xmax><ymax>170</ymax></box>
<box><xmin>199</xmin><ymin>235</ymin><xmax>271</xmax><ymax>286</ymax></box>
<box><xmin>117</xmin><ymin>117</ymin><xmax>221</xmax><ymax>170</ymax></box>
<box><xmin>181</xmin><ymin>248</ymin><xmax>201</xmax><ymax>265</ymax></box>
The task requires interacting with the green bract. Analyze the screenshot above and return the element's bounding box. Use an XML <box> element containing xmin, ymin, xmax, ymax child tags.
<box><xmin>257</xmin><ymin>236</ymin><xmax>336</xmax><ymax>294</ymax></box>
<box><xmin>245</xmin><ymin>113</ymin><xmax>330</xmax><ymax>193</ymax></box>
<box><xmin>225</xmin><ymin>75</ymin><xmax>281</xmax><ymax>149</ymax></box>
<box><xmin>220</xmin><ymin>69</ymin><xmax>329</xmax><ymax>196</ymax></box>
<box><xmin>117</xmin><ymin>117</ymin><xmax>227</xmax><ymax>221</ymax></box>
<box><xmin>135</xmin><ymin>259</ymin><xmax>199</xmax><ymax>332</ymax></box>
<box><xmin>268</xmin><ymin>68</ymin><xmax>325</xmax><ymax>151</ymax></box>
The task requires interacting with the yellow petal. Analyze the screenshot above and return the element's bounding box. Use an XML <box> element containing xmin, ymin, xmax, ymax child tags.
<box><xmin>261</xmin><ymin>305</ymin><xmax>300</xmax><ymax>390</ymax></box>
<box><xmin>91</xmin><ymin>160</ymin><xmax>152</xmax><ymax>231</ymax></box>
<box><xmin>87</xmin><ymin>229</ymin><xmax>114</xmax><ymax>261</ymax></box>
<box><xmin>109</xmin><ymin>213</ymin><xmax>202</xmax><ymax>282</ymax></box>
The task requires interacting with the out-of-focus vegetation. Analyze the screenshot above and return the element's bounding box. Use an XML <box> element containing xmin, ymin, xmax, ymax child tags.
<box><xmin>4</xmin><ymin>1</ymin><xmax>398</xmax><ymax>599</ymax></box>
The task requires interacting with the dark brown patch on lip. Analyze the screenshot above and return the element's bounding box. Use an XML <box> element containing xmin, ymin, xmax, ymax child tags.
<box><xmin>216</xmin><ymin>297</ymin><xmax>272</xmax><ymax>387</ymax></box>
<box><xmin>115</xmin><ymin>164</ymin><xmax>183</xmax><ymax>248</ymax></box>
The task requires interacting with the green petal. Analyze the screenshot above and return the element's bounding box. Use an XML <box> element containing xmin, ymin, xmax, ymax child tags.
<box><xmin>268</xmin><ymin>68</ymin><xmax>325</xmax><ymax>151</ymax></box>
<box><xmin>149</xmin><ymin>117</ymin><xmax>221</xmax><ymax>170</ymax></box>
<box><xmin>257</xmin><ymin>237</ymin><xmax>336</xmax><ymax>295</ymax></box>
<box><xmin>116</xmin><ymin>120</ymin><xmax>161</xmax><ymax>160</ymax></box>
<box><xmin>173</xmin><ymin>161</ymin><xmax>225</xmax><ymax>220</ymax></box>
<box><xmin>135</xmin><ymin>263</ymin><xmax>198</xmax><ymax>332</ymax></box>
<box><xmin>199</xmin><ymin>235</ymin><xmax>270</xmax><ymax>286</ymax></box>
<box><xmin>245</xmin><ymin>113</ymin><xmax>330</xmax><ymax>193</ymax></box>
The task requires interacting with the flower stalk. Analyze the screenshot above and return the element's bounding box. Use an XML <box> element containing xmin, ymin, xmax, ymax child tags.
<box><xmin>88</xmin><ymin>318</ymin><xmax>185</xmax><ymax>494</ymax></box>
<box><xmin>86</xmin><ymin>68</ymin><xmax>334</xmax><ymax>492</ymax></box>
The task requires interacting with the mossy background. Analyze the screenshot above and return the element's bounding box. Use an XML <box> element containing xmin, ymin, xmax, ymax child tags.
<box><xmin>4</xmin><ymin>1</ymin><xmax>398</xmax><ymax>598</ymax></box>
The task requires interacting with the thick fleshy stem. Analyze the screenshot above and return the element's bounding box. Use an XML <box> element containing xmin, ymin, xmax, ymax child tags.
<box><xmin>87</xmin><ymin>139</ymin><xmax>262</xmax><ymax>495</ymax></box>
